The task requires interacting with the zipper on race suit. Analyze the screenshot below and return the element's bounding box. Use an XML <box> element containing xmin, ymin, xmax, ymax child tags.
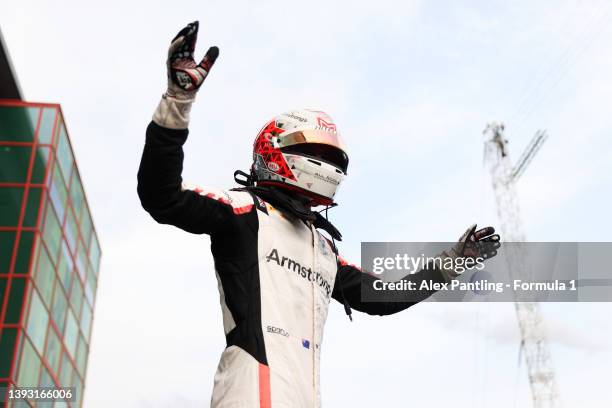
<box><xmin>310</xmin><ymin>223</ymin><xmax>317</xmax><ymax>407</ymax></box>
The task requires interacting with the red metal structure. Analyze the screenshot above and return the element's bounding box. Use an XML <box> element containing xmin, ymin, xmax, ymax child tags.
<box><xmin>0</xmin><ymin>100</ymin><xmax>100</xmax><ymax>407</ymax></box>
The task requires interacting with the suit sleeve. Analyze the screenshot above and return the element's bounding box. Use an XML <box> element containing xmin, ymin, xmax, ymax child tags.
<box><xmin>331</xmin><ymin>256</ymin><xmax>447</xmax><ymax>316</ymax></box>
<box><xmin>137</xmin><ymin>121</ymin><xmax>238</xmax><ymax>235</ymax></box>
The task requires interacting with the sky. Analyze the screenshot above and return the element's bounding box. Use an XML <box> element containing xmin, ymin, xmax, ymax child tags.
<box><xmin>2</xmin><ymin>0</ymin><xmax>612</xmax><ymax>406</ymax></box>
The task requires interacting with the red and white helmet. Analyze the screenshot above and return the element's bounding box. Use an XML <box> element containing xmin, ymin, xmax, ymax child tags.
<box><xmin>252</xmin><ymin>109</ymin><xmax>349</xmax><ymax>206</ymax></box>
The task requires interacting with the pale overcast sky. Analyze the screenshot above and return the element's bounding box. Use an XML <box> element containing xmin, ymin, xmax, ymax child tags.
<box><xmin>2</xmin><ymin>0</ymin><xmax>612</xmax><ymax>407</ymax></box>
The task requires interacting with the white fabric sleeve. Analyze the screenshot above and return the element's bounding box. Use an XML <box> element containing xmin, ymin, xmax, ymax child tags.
<box><xmin>152</xmin><ymin>94</ymin><xmax>195</xmax><ymax>130</ymax></box>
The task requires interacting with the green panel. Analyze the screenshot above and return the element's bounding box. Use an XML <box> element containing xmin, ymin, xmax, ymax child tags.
<box><xmin>38</xmin><ymin>108</ymin><xmax>58</xmax><ymax>145</ymax></box>
<box><xmin>45</xmin><ymin>326</ymin><xmax>61</xmax><ymax>376</ymax></box>
<box><xmin>84</xmin><ymin>264</ymin><xmax>95</xmax><ymax>307</ymax></box>
<box><xmin>0</xmin><ymin>106</ymin><xmax>39</xmax><ymax>142</ymax></box>
<box><xmin>34</xmin><ymin>244</ymin><xmax>55</xmax><ymax>306</ymax></box>
<box><xmin>55</xmin><ymin>124</ymin><xmax>73</xmax><ymax>183</ymax></box>
<box><xmin>14</xmin><ymin>230</ymin><xmax>35</xmax><ymax>274</ymax></box>
<box><xmin>57</xmin><ymin>242</ymin><xmax>73</xmax><ymax>294</ymax></box>
<box><xmin>74</xmin><ymin>380</ymin><xmax>85</xmax><ymax>407</ymax></box>
<box><xmin>0</xmin><ymin>381</ymin><xmax>7</xmax><ymax>406</ymax></box>
<box><xmin>29</xmin><ymin>235</ymin><xmax>40</xmax><ymax>273</ymax></box>
<box><xmin>75</xmin><ymin>239</ymin><xmax>87</xmax><ymax>282</ymax></box>
<box><xmin>17</xmin><ymin>337</ymin><xmax>41</xmax><ymax>388</ymax></box>
<box><xmin>30</xmin><ymin>147</ymin><xmax>50</xmax><ymax>184</ymax></box>
<box><xmin>7</xmin><ymin>393</ymin><xmax>31</xmax><ymax>407</ymax></box>
<box><xmin>49</xmin><ymin>165</ymin><xmax>67</xmax><ymax>224</ymax></box>
<box><xmin>52</xmin><ymin>400</ymin><xmax>69</xmax><ymax>408</ymax></box>
<box><xmin>5</xmin><ymin>277</ymin><xmax>26</xmax><ymax>324</ymax></box>
<box><xmin>64</xmin><ymin>309</ymin><xmax>78</xmax><ymax>358</ymax></box>
<box><xmin>51</xmin><ymin>284</ymin><xmax>68</xmax><ymax>335</ymax></box>
<box><xmin>0</xmin><ymin>187</ymin><xmax>23</xmax><ymax>226</ymax></box>
<box><xmin>69</xmin><ymin>279</ymin><xmax>83</xmax><ymax>320</ymax></box>
<box><xmin>75</xmin><ymin>334</ymin><xmax>87</xmax><ymax>376</ymax></box>
<box><xmin>26</xmin><ymin>288</ymin><xmax>49</xmax><ymax>354</ymax></box>
<box><xmin>80</xmin><ymin>301</ymin><xmax>92</xmax><ymax>342</ymax></box>
<box><xmin>79</xmin><ymin>206</ymin><xmax>92</xmax><ymax>249</ymax></box>
<box><xmin>72</xmin><ymin>375</ymin><xmax>83</xmax><ymax>408</ymax></box>
<box><xmin>0</xmin><ymin>146</ymin><xmax>32</xmax><ymax>183</ymax></box>
<box><xmin>90</xmin><ymin>233</ymin><xmax>100</xmax><ymax>276</ymax></box>
<box><xmin>53</xmin><ymin>114</ymin><xmax>63</xmax><ymax>148</ymax></box>
<box><xmin>0</xmin><ymin>327</ymin><xmax>17</xmax><ymax>377</ymax></box>
<box><xmin>0</xmin><ymin>277</ymin><xmax>5</xmax><ymax>310</ymax></box>
<box><xmin>64</xmin><ymin>208</ymin><xmax>78</xmax><ymax>254</ymax></box>
<box><xmin>59</xmin><ymin>352</ymin><xmax>73</xmax><ymax>387</ymax></box>
<box><xmin>69</xmin><ymin>171</ymin><xmax>84</xmax><ymax>221</ymax></box>
<box><xmin>42</xmin><ymin>203</ymin><xmax>62</xmax><ymax>262</ymax></box>
<box><xmin>40</xmin><ymin>365</ymin><xmax>56</xmax><ymax>388</ymax></box>
<box><xmin>0</xmin><ymin>231</ymin><xmax>16</xmax><ymax>273</ymax></box>
<box><xmin>23</xmin><ymin>187</ymin><xmax>44</xmax><ymax>228</ymax></box>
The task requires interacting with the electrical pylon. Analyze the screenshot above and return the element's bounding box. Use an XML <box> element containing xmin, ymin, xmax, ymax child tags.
<box><xmin>483</xmin><ymin>122</ymin><xmax>559</xmax><ymax>408</ymax></box>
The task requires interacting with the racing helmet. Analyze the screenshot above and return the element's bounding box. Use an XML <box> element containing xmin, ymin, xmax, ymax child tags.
<box><xmin>252</xmin><ymin>109</ymin><xmax>349</xmax><ymax>206</ymax></box>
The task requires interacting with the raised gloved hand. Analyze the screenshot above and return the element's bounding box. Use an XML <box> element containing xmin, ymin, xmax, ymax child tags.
<box><xmin>438</xmin><ymin>224</ymin><xmax>501</xmax><ymax>282</ymax></box>
<box><xmin>166</xmin><ymin>21</ymin><xmax>219</xmax><ymax>98</ymax></box>
<box><xmin>153</xmin><ymin>21</ymin><xmax>219</xmax><ymax>129</ymax></box>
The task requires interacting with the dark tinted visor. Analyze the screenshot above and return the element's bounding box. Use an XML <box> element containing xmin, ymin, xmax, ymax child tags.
<box><xmin>281</xmin><ymin>143</ymin><xmax>349</xmax><ymax>174</ymax></box>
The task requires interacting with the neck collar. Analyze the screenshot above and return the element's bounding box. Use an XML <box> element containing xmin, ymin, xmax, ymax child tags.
<box><xmin>234</xmin><ymin>185</ymin><xmax>342</xmax><ymax>241</ymax></box>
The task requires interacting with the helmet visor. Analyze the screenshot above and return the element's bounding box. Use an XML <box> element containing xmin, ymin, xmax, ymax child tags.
<box><xmin>281</xmin><ymin>143</ymin><xmax>349</xmax><ymax>174</ymax></box>
<box><xmin>280</xmin><ymin>130</ymin><xmax>348</xmax><ymax>152</ymax></box>
<box><xmin>279</xmin><ymin>130</ymin><xmax>349</xmax><ymax>173</ymax></box>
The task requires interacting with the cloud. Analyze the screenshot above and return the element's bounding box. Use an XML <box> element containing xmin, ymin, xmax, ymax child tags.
<box><xmin>423</xmin><ymin>302</ymin><xmax>606</xmax><ymax>354</ymax></box>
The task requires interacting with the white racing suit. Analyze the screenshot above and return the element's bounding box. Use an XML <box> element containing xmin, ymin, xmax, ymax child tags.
<box><xmin>137</xmin><ymin>121</ymin><xmax>448</xmax><ymax>407</ymax></box>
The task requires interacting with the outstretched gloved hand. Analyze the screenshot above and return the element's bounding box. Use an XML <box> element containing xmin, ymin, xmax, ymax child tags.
<box><xmin>166</xmin><ymin>21</ymin><xmax>219</xmax><ymax>99</ymax></box>
<box><xmin>438</xmin><ymin>224</ymin><xmax>501</xmax><ymax>282</ymax></box>
<box><xmin>153</xmin><ymin>21</ymin><xmax>219</xmax><ymax>129</ymax></box>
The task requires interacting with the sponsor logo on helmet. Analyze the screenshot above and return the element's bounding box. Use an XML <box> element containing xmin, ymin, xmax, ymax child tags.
<box><xmin>267</xmin><ymin>162</ymin><xmax>280</xmax><ymax>172</ymax></box>
<box><xmin>283</xmin><ymin>112</ymin><xmax>308</xmax><ymax>123</ymax></box>
<box><xmin>316</xmin><ymin>117</ymin><xmax>337</xmax><ymax>132</ymax></box>
<box><xmin>314</xmin><ymin>171</ymin><xmax>341</xmax><ymax>185</ymax></box>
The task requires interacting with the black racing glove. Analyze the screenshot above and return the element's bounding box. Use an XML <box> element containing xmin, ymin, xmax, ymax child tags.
<box><xmin>458</xmin><ymin>224</ymin><xmax>501</xmax><ymax>260</ymax></box>
<box><xmin>153</xmin><ymin>21</ymin><xmax>219</xmax><ymax>129</ymax></box>
<box><xmin>438</xmin><ymin>224</ymin><xmax>501</xmax><ymax>281</ymax></box>
<box><xmin>166</xmin><ymin>21</ymin><xmax>219</xmax><ymax>97</ymax></box>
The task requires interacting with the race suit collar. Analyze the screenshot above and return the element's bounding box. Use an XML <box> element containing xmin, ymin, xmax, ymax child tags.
<box><xmin>233</xmin><ymin>185</ymin><xmax>342</xmax><ymax>242</ymax></box>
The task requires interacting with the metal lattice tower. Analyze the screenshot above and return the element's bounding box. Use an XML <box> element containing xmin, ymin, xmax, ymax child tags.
<box><xmin>483</xmin><ymin>122</ymin><xmax>559</xmax><ymax>408</ymax></box>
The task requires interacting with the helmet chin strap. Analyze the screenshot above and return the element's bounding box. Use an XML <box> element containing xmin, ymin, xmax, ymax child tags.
<box><xmin>233</xmin><ymin>169</ymin><xmax>255</xmax><ymax>187</ymax></box>
<box><xmin>234</xmin><ymin>169</ymin><xmax>314</xmax><ymax>206</ymax></box>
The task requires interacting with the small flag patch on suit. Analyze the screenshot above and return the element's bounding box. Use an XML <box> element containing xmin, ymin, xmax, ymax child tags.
<box><xmin>302</xmin><ymin>339</ymin><xmax>310</xmax><ymax>349</ymax></box>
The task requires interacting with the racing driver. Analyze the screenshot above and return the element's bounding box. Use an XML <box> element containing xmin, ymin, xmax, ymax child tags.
<box><xmin>137</xmin><ymin>21</ymin><xmax>500</xmax><ymax>408</ymax></box>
